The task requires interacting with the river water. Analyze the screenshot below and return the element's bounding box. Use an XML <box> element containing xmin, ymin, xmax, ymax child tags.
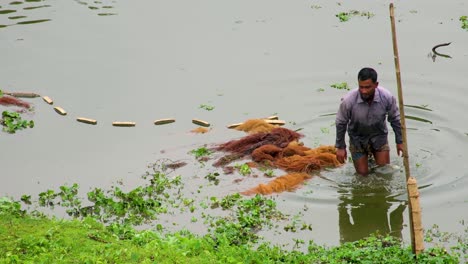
<box><xmin>1</xmin><ymin>0</ymin><xmax>467</xmax><ymax>247</ymax></box>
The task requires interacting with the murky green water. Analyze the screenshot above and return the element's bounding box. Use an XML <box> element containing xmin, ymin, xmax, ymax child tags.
<box><xmin>1</xmin><ymin>0</ymin><xmax>467</xmax><ymax>246</ymax></box>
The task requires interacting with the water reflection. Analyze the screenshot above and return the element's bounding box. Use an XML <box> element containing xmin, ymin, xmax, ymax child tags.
<box><xmin>337</xmin><ymin>168</ymin><xmax>407</xmax><ymax>243</ymax></box>
<box><xmin>74</xmin><ymin>0</ymin><xmax>117</xmax><ymax>16</ymax></box>
<box><xmin>0</xmin><ymin>0</ymin><xmax>51</xmax><ymax>29</ymax></box>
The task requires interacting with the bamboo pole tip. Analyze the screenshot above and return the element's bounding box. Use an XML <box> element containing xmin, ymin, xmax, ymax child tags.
<box><xmin>407</xmin><ymin>177</ymin><xmax>417</xmax><ymax>185</ymax></box>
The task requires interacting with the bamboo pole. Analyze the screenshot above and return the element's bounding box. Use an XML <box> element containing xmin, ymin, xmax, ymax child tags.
<box><xmin>407</xmin><ymin>177</ymin><xmax>425</xmax><ymax>255</ymax></box>
<box><xmin>389</xmin><ymin>3</ymin><xmax>424</xmax><ymax>255</ymax></box>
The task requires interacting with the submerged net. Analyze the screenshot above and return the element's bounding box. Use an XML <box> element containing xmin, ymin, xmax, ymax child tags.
<box><xmin>0</xmin><ymin>96</ymin><xmax>31</xmax><ymax>109</ymax></box>
<box><xmin>191</xmin><ymin>127</ymin><xmax>210</xmax><ymax>134</ymax></box>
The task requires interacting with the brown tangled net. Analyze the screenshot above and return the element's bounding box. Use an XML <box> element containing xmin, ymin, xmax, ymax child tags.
<box><xmin>0</xmin><ymin>96</ymin><xmax>31</xmax><ymax>109</ymax></box>
<box><xmin>213</xmin><ymin>124</ymin><xmax>343</xmax><ymax>195</ymax></box>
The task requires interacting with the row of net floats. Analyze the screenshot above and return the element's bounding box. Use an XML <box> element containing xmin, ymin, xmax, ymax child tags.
<box><xmin>4</xmin><ymin>92</ymin><xmax>285</xmax><ymax>129</ymax></box>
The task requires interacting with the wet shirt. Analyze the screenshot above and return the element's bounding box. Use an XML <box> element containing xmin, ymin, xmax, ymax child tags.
<box><xmin>335</xmin><ymin>86</ymin><xmax>403</xmax><ymax>150</ymax></box>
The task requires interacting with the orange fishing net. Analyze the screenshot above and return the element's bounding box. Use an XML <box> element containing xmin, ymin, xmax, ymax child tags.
<box><xmin>234</xmin><ymin>119</ymin><xmax>277</xmax><ymax>134</ymax></box>
<box><xmin>242</xmin><ymin>173</ymin><xmax>311</xmax><ymax>195</ymax></box>
<box><xmin>191</xmin><ymin>127</ymin><xmax>210</xmax><ymax>134</ymax></box>
<box><xmin>213</xmin><ymin>124</ymin><xmax>342</xmax><ymax>195</ymax></box>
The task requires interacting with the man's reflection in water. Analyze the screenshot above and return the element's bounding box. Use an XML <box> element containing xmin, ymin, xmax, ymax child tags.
<box><xmin>337</xmin><ymin>172</ymin><xmax>407</xmax><ymax>243</ymax></box>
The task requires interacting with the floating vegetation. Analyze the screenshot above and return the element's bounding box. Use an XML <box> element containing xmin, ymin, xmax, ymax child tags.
<box><xmin>234</xmin><ymin>163</ymin><xmax>252</xmax><ymax>176</ymax></box>
<box><xmin>330</xmin><ymin>82</ymin><xmax>350</xmax><ymax>90</ymax></box>
<box><xmin>199</xmin><ymin>104</ymin><xmax>215</xmax><ymax>111</ymax></box>
<box><xmin>460</xmin><ymin>16</ymin><xmax>468</xmax><ymax>30</ymax></box>
<box><xmin>1</xmin><ymin>110</ymin><xmax>34</xmax><ymax>133</ymax></box>
<box><xmin>190</xmin><ymin>146</ymin><xmax>213</xmax><ymax>159</ymax></box>
<box><xmin>205</xmin><ymin>172</ymin><xmax>220</xmax><ymax>185</ymax></box>
<box><xmin>336</xmin><ymin>10</ymin><xmax>375</xmax><ymax>22</ymax></box>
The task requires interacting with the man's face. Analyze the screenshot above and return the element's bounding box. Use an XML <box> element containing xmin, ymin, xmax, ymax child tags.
<box><xmin>358</xmin><ymin>79</ymin><xmax>378</xmax><ymax>101</ymax></box>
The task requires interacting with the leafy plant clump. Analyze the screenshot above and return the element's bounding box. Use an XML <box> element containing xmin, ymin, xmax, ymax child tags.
<box><xmin>336</xmin><ymin>10</ymin><xmax>375</xmax><ymax>22</ymax></box>
<box><xmin>199</xmin><ymin>104</ymin><xmax>215</xmax><ymax>111</ymax></box>
<box><xmin>1</xmin><ymin>110</ymin><xmax>34</xmax><ymax>133</ymax></box>
<box><xmin>234</xmin><ymin>163</ymin><xmax>252</xmax><ymax>176</ymax></box>
<box><xmin>189</xmin><ymin>146</ymin><xmax>213</xmax><ymax>159</ymax></box>
<box><xmin>0</xmin><ymin>197</ymin><xmax>462</xmax><ymax>263</ymax></box>
<box><xmin>330</xmin><ymin>82</ymin><xmax>350</xmax><ymax>90</ymax></box>
<box><xmin>460</xmin><ymin>16</ymin><xmax>468</xmax><ymax>30</ymax></box>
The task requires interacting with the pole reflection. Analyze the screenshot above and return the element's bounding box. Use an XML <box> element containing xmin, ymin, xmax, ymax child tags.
<box><xmin>337</xmin><ymin>174</ymin><xmax>407</xmax><ymax>243</ymax></box>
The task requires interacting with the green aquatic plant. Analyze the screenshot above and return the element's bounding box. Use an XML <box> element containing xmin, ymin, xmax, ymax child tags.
<box><xmin>336</xmin><ymin>10</ymin><xmax>375</xmax><ymax>22</ymax></box>
<box><xmin>234</xmin><ymin>163</ymin><xmax>252</xmax><ymax>176</ymax></box>
<box><xmin>460</xmin><ymin>16</ymin><xmax>468</xmax><ymax>30</ymax></box>
<box><xmin>33</xmin><ymin>169</ymin><xmax>185</xmax><ymax>225</ymax></box>
<box><xmin>336</xmin><ymin>12</ymin><xmax>351</xmax><ymax>22</ymax></box>
<box><xmin>199</xmin><ymin>104</ymin><xmax>215</xmax><ymax>111</ymax></box>
<box><xmin>330</xmin><ymin>82</ymin><xmax>350</xmax><ymax>90</ymax></box>
<box><xmin>205</xmin><ymin>172</ymin><xmax>220</xmax><ymax>185</ymax></box>
<box><xmin>206</xmin><ymin>194</ymin><xmax>284</xmax><ymax>245</ymax></box>
<box><xmin>1</xmin><ymin>110</ymin><xmax>34</xmax><ymax>133</ymax></box>
<box><xmin>189</xmin><ymin>146</ymin><xmax>213</xmax><ymax>159</ymax></box>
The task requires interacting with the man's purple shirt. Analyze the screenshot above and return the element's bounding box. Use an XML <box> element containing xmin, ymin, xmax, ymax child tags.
<box><xmin>335</xmin><ymin>86</ymin><xmax>403</xmax><ymax>150</ymax></box>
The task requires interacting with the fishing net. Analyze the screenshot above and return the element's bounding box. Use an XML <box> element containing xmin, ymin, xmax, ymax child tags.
<box><xmin>215</xmin><ymin>127</ymin><xmax>302</xmax><ymax>158</ymax></box>
<box><xmin>241</xmin><ymin>173</ymin><xmax>311</xmax><ymax>195</ymax></box>
<box><xmin>0</xmin><ymin>96</ymin><xmax>31</xmax><ymax>109</ymax></box>
<box><xmin>213</xmin><ymin>123</ymin><xmax>342</xmax><ymax>195</ymax></box>
<box><xmin>234</xmin><ymin>119</ymin><xmax>277</xmax><ymax>134</ymax></box>
<box><xmin>251</xmin><ymin>144</ymin><xmax>283</xmax><ymax>162</ymax></box>
<box><xmin>191</xmin><ymin>127</ymin><xmax>210</xmax><ymax>134</ymax></box>
<box><xmin>275</xmin><ymin>155</ymin><xmax>322</xmax><ymax>173</ymax></box>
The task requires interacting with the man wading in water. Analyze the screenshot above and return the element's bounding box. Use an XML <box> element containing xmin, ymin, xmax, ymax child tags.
<box><xmin>335</xmin><ymin>67</ymin><xmax>404</xmax><ymax>176</ymax></box>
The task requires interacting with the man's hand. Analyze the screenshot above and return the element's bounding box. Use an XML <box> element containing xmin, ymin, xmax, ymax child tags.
<box><xmin>396</xmin><ymin>143</ymin><xmax>404</xmax><ymax>156</ymax></box>
<box><xmin>336</xmin><ymin>148</ymin><xmax>347</xmax><ymax>163</ymax></box>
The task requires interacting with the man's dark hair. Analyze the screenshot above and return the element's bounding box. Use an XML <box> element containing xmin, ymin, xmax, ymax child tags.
<box><xmin>358</xmin><ymin>67</ymin><xmax>378</xmax><ymax>83</ymax></box>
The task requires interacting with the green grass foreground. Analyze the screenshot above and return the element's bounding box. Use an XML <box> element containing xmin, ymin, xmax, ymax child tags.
<box><xmin>0</xmin><ymin>199</ymin><xmax>460</xmax><ymax>264</ymax></box>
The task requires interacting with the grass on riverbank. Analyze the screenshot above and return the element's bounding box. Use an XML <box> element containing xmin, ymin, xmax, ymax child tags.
<box><xmin>0</xmin><ymin>198</ymin><xmax>461</xmax><ymax>264</ymax></box>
